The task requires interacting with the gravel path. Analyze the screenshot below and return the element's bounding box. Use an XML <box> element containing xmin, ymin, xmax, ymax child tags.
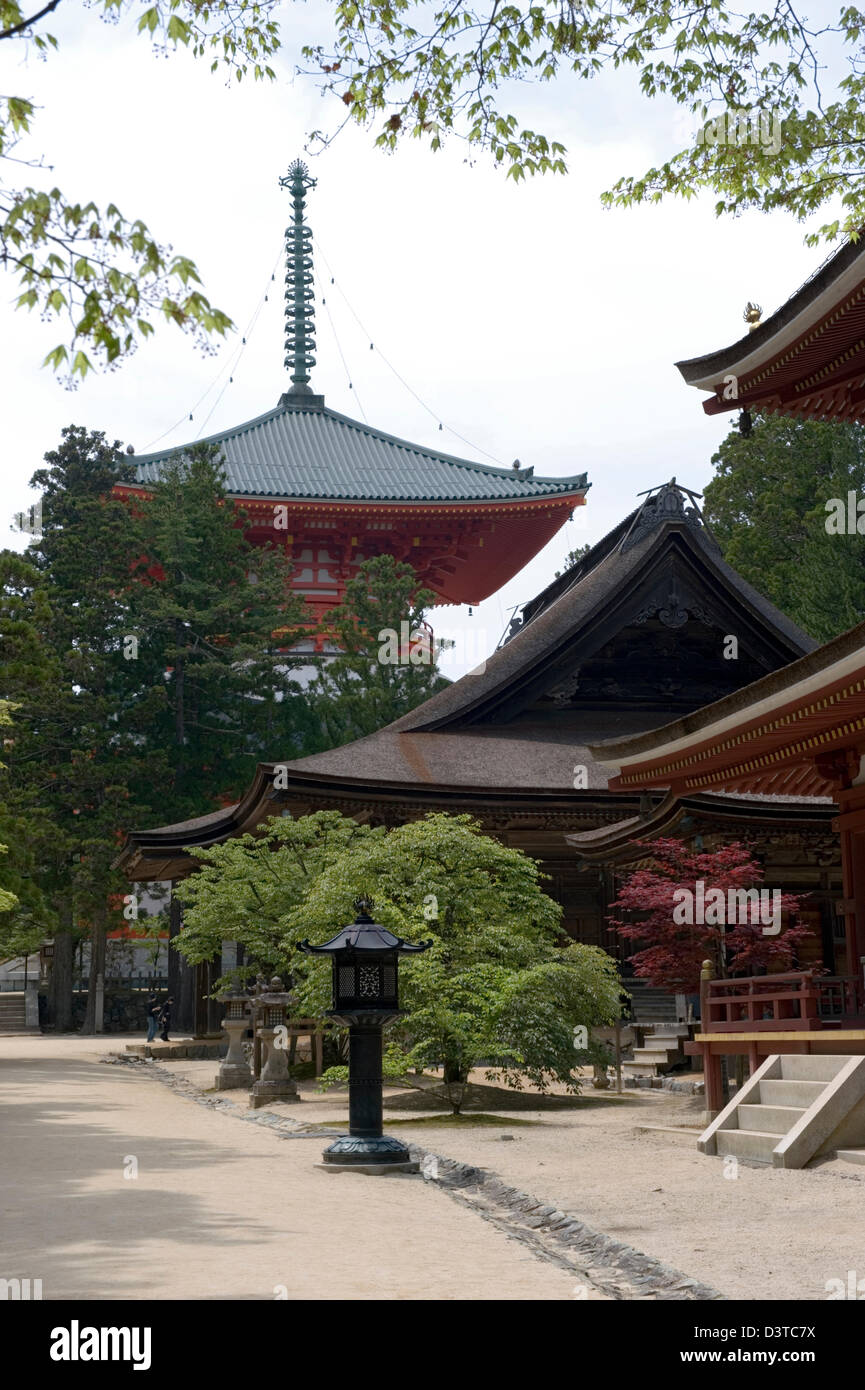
<box><xmin>0</xmin><ymin>1035</ymin><xmax>579</xmax><ymax>1301</ymax></box>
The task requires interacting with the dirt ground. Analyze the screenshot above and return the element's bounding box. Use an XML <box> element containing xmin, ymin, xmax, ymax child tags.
<box><xmin>0</xmin><ymin>1034</ymin><xmax>579</xmax><ymax>1301</ymax></box>
<box><xmin>168</xmin><ymin>1054</ymin><xmax>865</xmax><ymax>1303</ymax></box>
<box><xmin>3</xmin><ymin>1033</ymin><xmax>863</xmax><ymax>1301</ymax></box>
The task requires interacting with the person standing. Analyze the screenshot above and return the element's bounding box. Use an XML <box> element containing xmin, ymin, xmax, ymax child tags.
<box><xmin>158</xmin><ymin>996</ymin><xmax>173</xmax><ymax>1043</ymax></box>
<box><xmin>145</xmin><ymin>992</ymin><xmax>161</xmax><ymax>1043</ymax></box>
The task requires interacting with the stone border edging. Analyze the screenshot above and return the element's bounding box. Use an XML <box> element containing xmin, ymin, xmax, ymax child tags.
<box><xmin>405</xmin><ymin>1145</ymin><xmax>724</xmax><ymax>1300</ymax></box>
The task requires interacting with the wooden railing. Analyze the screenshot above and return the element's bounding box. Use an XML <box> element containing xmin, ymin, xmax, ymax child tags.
<box><xmin>703</xmin><ymin>971</ymin><xmax>863</xmax><ymax>1032</ymax></box>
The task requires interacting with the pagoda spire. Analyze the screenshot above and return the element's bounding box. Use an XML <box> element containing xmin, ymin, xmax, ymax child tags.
<box><xmin>279</xmin><ymin>159</ymin><xmax>318</xmax><ymax>398</ymax></box>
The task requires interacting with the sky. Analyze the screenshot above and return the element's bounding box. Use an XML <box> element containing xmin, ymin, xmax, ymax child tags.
<box><xmin>0</xmin><ymin>1</ymin><xmax>839</xmax><ymax>676</ymax></box>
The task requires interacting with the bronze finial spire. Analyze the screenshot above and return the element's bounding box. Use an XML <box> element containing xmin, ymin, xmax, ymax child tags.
<box><xmin>279</xmin><ymin>159</ymin><xmax>317</xmax><ymax>397</ymax></box>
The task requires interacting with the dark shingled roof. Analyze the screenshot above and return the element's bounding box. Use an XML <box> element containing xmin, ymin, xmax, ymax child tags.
<box><xmin>131</xmin><ymin>398</ymin><xmax>588</xmax><ymax>505</ymax></box>
<box><xmin>239</xmin><ymin>490</ymin><xmax>816</xmax><ymax>786</ymax></box>
<box><xmin>372</xmin><ymin>498</ymin><xmax>815</xmax><ymax>734</ymax></box>
<box><xmin>115</xmin><ymin>488</ymin><xmax>824</xmax><ymax>877</ymax></box>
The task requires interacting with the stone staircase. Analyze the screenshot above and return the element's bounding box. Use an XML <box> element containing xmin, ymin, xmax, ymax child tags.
<box><xmin>0</xmin><ymin>992</ymin><xmax>33</xmax><ymax>1034</ymax></box>
<box><xmin>622</xmin><ymin>1023</ymin><xmax>691</xmax><ymax>1079</ymax></box>
<box><xmin>700</xmin><ymin>1054</ymin><xmax>865</xmax><ymax>1168</ymax></box>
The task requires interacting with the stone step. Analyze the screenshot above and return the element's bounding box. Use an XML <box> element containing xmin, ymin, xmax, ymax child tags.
<box><xmin>715</xmin><ymin>1129</ymin><xmax>778</xmax><ymax>1164</ymax></box>
<box><xmin>759</xmin><ymin>1078</ymin><xmax>826</xmax><ymax>1108</ymax></box>
<box><xmin>836</xmin><ymin>1148</ymin><xmax>865</xmax><ymax>1166</ymax></box>
<box><xmin>125</xmin><ymin>1040</ymin><xmax>226</xmax><ymax>1060</ymax></box>
<box><xmin>779</xmin><ymin>1054</ymin><xmax>849</xmax><ymax>1083</ymax></box>
<box><xmin>737</xmin><ymin>1103</ymin><xmax>806</xmax><ymax>1134</ymax></box>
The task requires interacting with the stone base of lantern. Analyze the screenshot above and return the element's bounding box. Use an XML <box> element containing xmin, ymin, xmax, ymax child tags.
<box><xmin>216</xmin><ymin>1062</ymin><xmax>253</xmax><ymax>1091</ymax></box>
<box><xmin>215</xmin><ymin>1014</ymin><xmax>253</xmax><ymax>1090</ymax></box>
<box><xmin>316</xmin><ymin>1161</ymin><xmax>419</xmax><ymax>1174</ymax></box>
<box><xmin>249</xmin><ymin>1021</ymin><xmax>301</xmax><ymax>1107</ymax></box>
<box><xmin>316</xmin><ymin>1133</ymin><xmax>416</xmax><ymax>1173</ymax></box>
<box><xmin>249</xmin><ymin>1078</ymin><xmax>300</xmax><ymax>1109</ymax></box>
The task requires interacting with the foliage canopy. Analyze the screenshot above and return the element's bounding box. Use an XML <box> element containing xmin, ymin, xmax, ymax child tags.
<box><xmin>176</xmin><ymin>810</ymin><xmax>623</xmax><ymax>1109</ymax></box>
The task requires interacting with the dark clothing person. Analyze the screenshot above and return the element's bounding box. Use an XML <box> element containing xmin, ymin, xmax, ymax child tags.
<box><xmin>158</xmin><ymin>998</ymin><xmax>173</xmax><ymax>1043</ymax></box>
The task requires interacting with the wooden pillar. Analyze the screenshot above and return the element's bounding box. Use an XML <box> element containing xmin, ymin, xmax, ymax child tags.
<box><xmin>827</xmin><ymin>755</ymin><xmax>865</xmax><ymax>1003</ymax></box>
<box><xmin>168</xmin><ymin>894</ymin><xmax>195</xmax><ymax>1035</ymax></box>
<box><xmin>845</xmin><ymin>826</ymin><xmax>865</xmax><ymax>982</ymax></box>
<box><xmin>703</xmin><ymin>1045</ymin><xmax>724</xmax><ymax>1117</ymax></box>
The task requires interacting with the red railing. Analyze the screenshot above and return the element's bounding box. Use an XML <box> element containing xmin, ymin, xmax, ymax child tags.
<box><xmin>703</xmin><ymin>971</ymin><xmax>863</xmax><ymax>1032</ymax></box>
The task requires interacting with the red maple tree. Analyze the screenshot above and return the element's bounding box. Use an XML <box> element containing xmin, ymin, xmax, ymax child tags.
<box><xmin>607</xmin><ymin>838</ymin><xmax>812</xmax><ymax>993</ymax></box>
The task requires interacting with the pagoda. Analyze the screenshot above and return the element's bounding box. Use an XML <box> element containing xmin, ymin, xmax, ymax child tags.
<box><xmin>116</xmin><ymin>161</ymin><xmax>589</xmax><ymax>634</ymax></box>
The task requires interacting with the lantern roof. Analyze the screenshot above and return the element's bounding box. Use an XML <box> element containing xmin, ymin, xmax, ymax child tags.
<box><xmin>299</xmin><ymin>910</ymin><xmax>431</xmax><ymax>955</ymax></box>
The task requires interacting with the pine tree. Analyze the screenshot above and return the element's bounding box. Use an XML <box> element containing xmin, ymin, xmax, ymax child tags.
<box><xmin>128</xmin><ymin>445</ymin><xmax>309</xmax><ymax>816</ymax></box>
<box><xmin>703</xmin><ymin>415</ymin><xmax>865</xmax><ymax>641</ymax></box>
<box><xmin>0</xmin><ymin>556</ymin><xmax>62</xmax><ymax>962</ymax></box>
<box><xmin>24</xmin><ymin>427</ymin><xmax>153</xmax><ymax>1029</ymax></box>
<box><xmin>307</xmin><ymin>554</ymin><xmax>448</xmax><ymax>750</ymax></box>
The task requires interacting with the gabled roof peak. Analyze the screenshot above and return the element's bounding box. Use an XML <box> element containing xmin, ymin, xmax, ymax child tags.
<box><xmin>620</xmin><ymin>478</ymin><xmax>716</xmax><ymax>553</ymax></box>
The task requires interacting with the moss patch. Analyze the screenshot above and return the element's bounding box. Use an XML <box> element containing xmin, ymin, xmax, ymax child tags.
<box><xmin>383</xmin><ymin>1112</ymin><xmax>539</xmax><ymax>1128</ymax></box>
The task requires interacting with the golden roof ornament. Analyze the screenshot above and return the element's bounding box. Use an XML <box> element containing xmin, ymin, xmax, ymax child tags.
<box><xmin>743</xmin><ymin>301</ymin><xmax>763</xmax><ymax>332</ymax></box>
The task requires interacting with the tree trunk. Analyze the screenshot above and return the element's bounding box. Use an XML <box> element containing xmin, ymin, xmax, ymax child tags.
<box><xmin>49</xmin><ymin>928</ymin><xmax>75</xmax><ymax>1032</ymax></box>
<box><xmin>168</xmin><ymin>894</ymin><xmax>195</xmax><ymax>1034</ymax></box>
<box><xmin>174</xmin><ymin>624</ymin><xmax>185</xmax><ymax>792</ymax></box>
<box><xmin>443</xmin><ymin>1061</ymin><xmax>467</xmax><ymax>1114</ymax></box>
<box><xmin>81</xmin><ymin>906</ymin><xmax>107</xmax><ymax>1034</ymax></box>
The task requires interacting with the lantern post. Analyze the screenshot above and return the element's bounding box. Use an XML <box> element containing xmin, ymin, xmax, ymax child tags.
<box><xmin>299</xmin><ymin>906</ymin><xmax>430</xmax><ymax>1173</ymax></box>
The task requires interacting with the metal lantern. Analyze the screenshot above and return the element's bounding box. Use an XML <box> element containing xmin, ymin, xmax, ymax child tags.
<box><xmin>299</xmin><ymin>907</ymin><xmax>430</xmax><ymax>1170</ymax></box>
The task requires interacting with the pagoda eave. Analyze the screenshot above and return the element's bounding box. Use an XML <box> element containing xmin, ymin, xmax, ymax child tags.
<box><xmin>115</xmin><ymin>484</ymin><xmax>586</xmax><ymax>606</ymax></box>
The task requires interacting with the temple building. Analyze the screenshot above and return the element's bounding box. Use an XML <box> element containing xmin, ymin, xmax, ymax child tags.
<box><xmin>116</xmin><ymin>161</ymin><xmax>589</xmax><ymax>636</ymax></box>
<box><xmin>563</xmin><ymin>232</ymin><xmax>865</xmax><ymax>1157</ymax></box>
<box><xmin>118</xmin><ymin>480</ymin><xmax>841</xmax><ymax>1028</ymax></box>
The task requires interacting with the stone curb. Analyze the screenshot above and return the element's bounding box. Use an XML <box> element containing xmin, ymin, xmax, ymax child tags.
<box><xmin>405</xmin><ymin>1147</ymin><xmax>724</xmax><ymax>1300</ymax></box>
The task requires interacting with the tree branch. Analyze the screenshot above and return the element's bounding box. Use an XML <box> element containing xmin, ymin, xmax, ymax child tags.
<box><xmin>0</xmin><ymin>0</ymin><xmax>62</xmax><ymax>42</ymax></box>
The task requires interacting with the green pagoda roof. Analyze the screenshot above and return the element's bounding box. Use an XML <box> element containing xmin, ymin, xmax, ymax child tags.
<box><xmin>131</xmin><ymin>398</ymin><xmax>589</xmax><ymax>505</ymax></box>
<box><xmin>130</xmin><ymin>160</ymin><xmax>587</xmax><ymax>508</ymax></box>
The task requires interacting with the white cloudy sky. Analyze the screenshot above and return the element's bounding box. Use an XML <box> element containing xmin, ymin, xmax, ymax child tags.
<box><xmin>1</xmin><ymin>2</ymin><xmax>838</xmax><ymax>675</ymax></box>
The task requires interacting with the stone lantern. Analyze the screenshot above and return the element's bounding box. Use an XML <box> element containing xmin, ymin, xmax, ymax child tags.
<box><xmin>249</xmin><ymin>976</ymin><xmax>300</xmax><ymax>1109</ymax></box>
<box><xmin>215</xmin><ymin>992</ymin><xmax>253</xmax><ymax>1091</ymax></box>
<box><xmin>299</xmin><ymin>906</ymin><xmax>430</xmax><ymax>1172</ymax></box>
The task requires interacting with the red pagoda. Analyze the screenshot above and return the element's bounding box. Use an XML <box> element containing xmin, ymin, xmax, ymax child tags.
<box><xmin>115</xmin><ymin>161</ymin><xmax>589</xmax><ymax>634</ymax></box>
